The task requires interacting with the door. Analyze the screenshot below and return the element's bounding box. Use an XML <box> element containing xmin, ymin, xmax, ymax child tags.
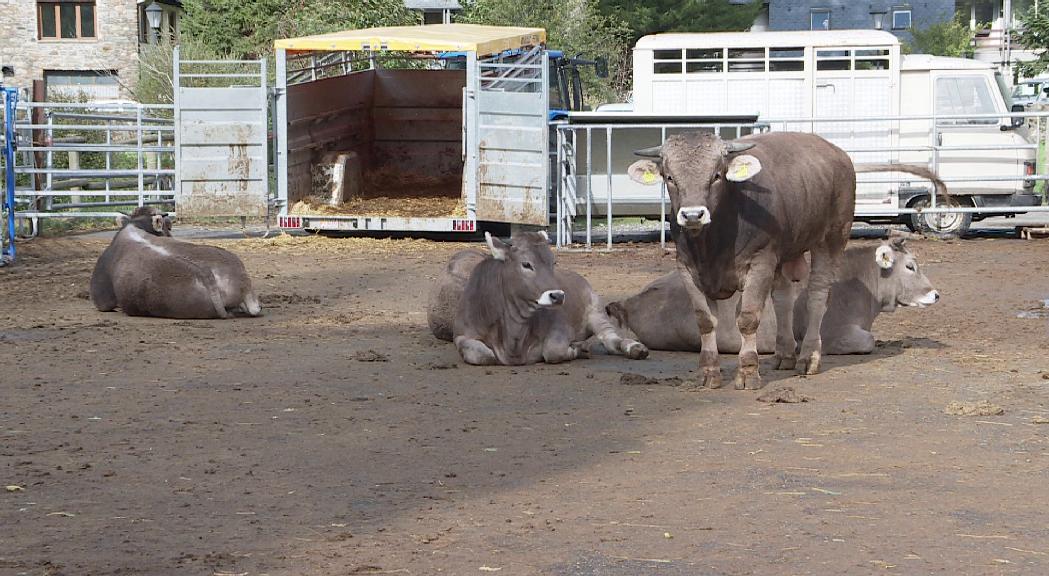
<box><xmin>174</xmin><ymin>49</ymin><xmax>269</xmax><ymax>218</ymax></box>
<box><xmin>813</xmin><ymin>47</ymin><xmax>897</xmax><ymax>211</ymax></box>
<box><xmin>472</xmin><ymin>47</ymin><xmax>549</xmax><ymax>225</ymax></box>
<box><xmin>932</xmin><ymin>73</ymin><xmax>1018</xmax><ymax>197</ymax></box>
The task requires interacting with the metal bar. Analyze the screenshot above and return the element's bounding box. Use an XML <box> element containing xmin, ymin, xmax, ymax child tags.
<box><xmin>660</xmin><ymin>125</ymin><xmax>667</xmax><ymax>250</ymax></box>
<box><xmin>896</xmin><ymin>205</ymin><xmax>1049</xmax><ymax>214</ymax></box>
<box><xmin>2</xmin><ymin>87</ymin><xmax>18</xmax><ymax>264</ymax></box>
<box><xmin>13</xmin><ymin>124</ymin><xmax>174</xmax><ymax>131</ymax></box>
<box><xmin>556</xmin><ymin>126</ymin><xmax>563</xmax><ymax>247</ymax></box>
<box><xmin>18</xmin><ymin>102</ymin><xmax>173</xmax><ymax>110</ymax></box>
<box><xmin>17</xmin><ymin>169</ymin><xmax>175</xmax><ymax>176</ymax></box>
<box><xmin>177</xmin><ymin>73</ymin><xmax>262</xmax><ymax>79</ymax></box>
<box><xmin>43</xmin><ymin>199</ymin><xmax>174</xmax><ymax>210</ymax></box>
<box><xmin>17</xmin><ymin>191</ymin><xmax>175</xmax><ymax>197</ymax></box>
<box><xmin>19</xmin><ymin>145</ymin><xmax>175</xmax><ymax>153</ymax></box>
<box><xmin>606</xmin><ymin>126</ymin><xmax>612</xmax><ymax>250</ymax></box>
<box><xmin>47</xmin><ymin>112</ymin><xmax>172</xmax><ymax>123</ymax></box>
<box><xmin>586</xmin><ymin>126</ymin><xmax>592</xmax><ymax>249</ymax></box>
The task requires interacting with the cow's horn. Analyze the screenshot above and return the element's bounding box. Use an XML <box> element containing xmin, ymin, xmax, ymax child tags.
<box><xmin>633</xmin><ymin>146</ymin><xmax>662</xmax><ymax>158</ymax></box>
<box><xmin>725</xmin><ymin>140</ymin><xmax>757</xmax><ymax>154</ymax></box>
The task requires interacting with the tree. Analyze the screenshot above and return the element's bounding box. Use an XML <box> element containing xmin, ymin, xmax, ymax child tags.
<box><xmin>460</xmin><ymin>0</ymin><xmax>633</xmax><ymax>101</ymax></box>
<box><xmin>903</xmin><ymin>18</ymin><xmax>974</xmax><ymax>57</ymax></box>
<box><xmin>181</xmin><ymin>0</ymin><xmax>418</xmax><ymax>59</ymax></box>
<box><xmin>1015</xmin><ymin>8</ymin><xmax>1049</xmax><ymax>78</ymax></box>
<box><xmin>597</xmin><ymin>0</ymin><xmax>763</xmax><ymax>42</ymax></box>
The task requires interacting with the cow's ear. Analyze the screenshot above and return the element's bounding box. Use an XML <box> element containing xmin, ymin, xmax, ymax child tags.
<box><xmin>726</xmin><ymin>154</ymin><xmax>762</xmax><ymax>182</ymax></box>
<box><xmin>875</xmin><ymin>244</ymin><xmax>895</xmax><ymax>269</ymax></box>
<box><xmin>627</xmin><ymin>160</ymin><xmax>662</xmax><ymax>186</ymax></box>
<box><xmin>115</xmin><ymin>214</ymin><xmax>130</xmax><ymax>228</ymax></box>
<box><xmin>485</xmin><ymin>231</ymin><xmax>509</xmax><ymax>261</ymax></box>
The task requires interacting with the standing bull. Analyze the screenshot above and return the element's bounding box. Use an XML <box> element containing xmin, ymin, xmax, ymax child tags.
<box><xmin>606</xmin><ymin>237</ymin><xmax>939</xmax><ymax>355</ymax></box>
<box><xmin>628</xmin><ymin>131</ymin><xmax>945</xmax><ymax>389</ymax></box>
<box><xmin>429</xmin><ymin>231</ymin><xmax>648</xmax><ymax>365</ymax></box>
<box><xmin>90</xmin><ymin>207</ymin><xmax>261</xmax><ymax>319</ymax></box>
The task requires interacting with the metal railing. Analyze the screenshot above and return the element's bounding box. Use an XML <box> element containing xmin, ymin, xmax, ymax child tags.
<box><xmin>9</xmin><ymin>101</ymin><xmax>175</xmax><ymax>233</ymax></box>
<box><xmin>554</xmin><ymin>110</ymin><xmax>1049</xmax><ymax>249</ymax></box>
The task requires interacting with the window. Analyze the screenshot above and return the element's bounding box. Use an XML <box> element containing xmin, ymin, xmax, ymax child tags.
<box><xmin>38</xmin><ymin>1</ymin><xmax>96</xmax><ymax>40</ymax></box>
<box><xmin>653</xmin><ymin>49</ymin><xmax>683</xmax><ymax>74</ymax></box>
<box><xmin>45</xmin><ymin>70</ymin><xmax>119</xmax><ymax>100</ymax></box>
<box><xmin>811</xmin><ymin>9</ymin><xmax>831</xmax><ymax>30</ymax></box>
<box><xmin>936</xmin><ymin>76</ymin><xmax>997</xmax><ymax>125</ymax></box>
<box><xmin>892</xmin><ymin>8</ymin><xmax>912</xmax><ymax>30</ymax></box>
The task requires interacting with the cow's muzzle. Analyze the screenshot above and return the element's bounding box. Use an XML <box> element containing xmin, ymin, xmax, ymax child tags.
<box><xmin>677</xmin><ymin>206</ymin><xmax>711</xmax><ymax>228</ymax></box>
<box><xmin>537</xmin><ymin>290</ymin><xmax>566</xmax><ymax>307</ymax></box>
<box><xmin>915</xmin><ymin>290</ymin><xmax>940</xmax><ymax>307</ymax></box>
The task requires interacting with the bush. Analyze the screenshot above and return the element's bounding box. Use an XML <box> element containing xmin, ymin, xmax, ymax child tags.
<box><xmin>903</xmin><ymin>18</ymin><xmax>975</xmax><ymax>57</ymax></box>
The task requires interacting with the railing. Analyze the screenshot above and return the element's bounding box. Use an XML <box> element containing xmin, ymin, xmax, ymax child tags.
<box><xmin>554</xmin><ymin>110</ymin><xmax>1049</xmax><ymax>249</ymax></box>
<box><xmin>10</xmin><ymin>101</ymin><xmax>175</xmax><ymax>233</ymax></box>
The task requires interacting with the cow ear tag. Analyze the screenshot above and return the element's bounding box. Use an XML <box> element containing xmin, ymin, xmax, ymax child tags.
<box><xmin>726</xmin><ymin>154</ymin><xmax>761</xmax><ymax>182</ymax></box>
<box><xmin>642</xmin><ymin>169</ymin><xmax>658</xmax><ymax>184</ymax></box>
<box><xmin>875</xmin><ymin>244</ymin><xmax>895</xmax><ymax>269</ymax></box>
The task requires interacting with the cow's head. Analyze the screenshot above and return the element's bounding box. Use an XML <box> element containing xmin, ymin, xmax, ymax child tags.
<box><xmin>485</xmin><ymin>230</ymin><xmax>565</xmax><ymax>309</ymax></box>
<box><xmin>628</xmin><ymin>132</ymin><xmax>761</xmax><ymax>231</ymax></box>
<box><xmin>874</xmin><ymin>238</ymin><xmax>939</xmax><ymax>310</ymax></box>
<box><xmin>118</xmin><ymin>207</ymin><xmax>172</xmax><ymax>237</ymax></box>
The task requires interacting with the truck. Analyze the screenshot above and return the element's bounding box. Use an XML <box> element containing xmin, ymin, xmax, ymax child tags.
<box><xmin>578</xmin><ymin>29</ymin><xmax>1041</xmax><ymax>237</ymax></box>
<box><xmin>272</xmin><ymin>24</ymin><xmax>598</xmax><ymax>235</ymax></box>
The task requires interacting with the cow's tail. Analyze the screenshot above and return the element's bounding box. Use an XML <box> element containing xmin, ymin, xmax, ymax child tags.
<box><xmin>854</xmin><ymin>163</ymin><xmax>951</xmax><ymax>208</ymax></box>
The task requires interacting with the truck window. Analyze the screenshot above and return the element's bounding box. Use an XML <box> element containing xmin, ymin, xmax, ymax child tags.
<box><xmin>935</xmin><ymin>76</ymin><xmax>997</xmax><ymax>125</ymax></box>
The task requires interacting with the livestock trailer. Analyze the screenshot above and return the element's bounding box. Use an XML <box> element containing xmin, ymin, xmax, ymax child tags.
<box><xmin>273</xmin><ymin>24</ymin><xmax>552</xmax><ymax>234</ymax></box>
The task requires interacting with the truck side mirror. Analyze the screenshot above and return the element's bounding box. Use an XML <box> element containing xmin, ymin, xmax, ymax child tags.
<box><xmin>594</xmin><ymin>56</ymin><xmax>609</xmax><ymax>79</ymax></box>
<box><xmin>1006</xmin><ymin>103</ymin><xmax>1025</xmax><ymax>130</ymax></box>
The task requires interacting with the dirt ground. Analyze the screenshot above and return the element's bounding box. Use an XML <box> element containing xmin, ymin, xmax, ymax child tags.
<box><xmin>2</xmin><ymin>233</ymin><xmax>1048</xmax><ymax>576</ymax></box>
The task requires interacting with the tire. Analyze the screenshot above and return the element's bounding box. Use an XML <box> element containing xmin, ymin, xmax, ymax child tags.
<box><xmin>906</xmin><ymin>196</ymin><xmax>972</xmax><ymax>238</ymax></box>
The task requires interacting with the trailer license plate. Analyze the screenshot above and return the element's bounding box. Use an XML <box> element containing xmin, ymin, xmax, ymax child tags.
<box><xmin>279</xmin><ymin>216</ymin><xmax>303</xmax><ymax>229</ymax></box>
<box><xmin>452</xmin><ymin>219</ymin><xmax>476</xmax><ymax>232</ymax></box>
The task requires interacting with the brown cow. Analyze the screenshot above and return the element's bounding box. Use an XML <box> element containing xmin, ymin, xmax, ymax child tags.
<box><xmin>628</xmin><ymin>131</ymin><xmax>945</xmax><ymax>389</ymax></box>
<box><xmin>432</xmin><ymin>231</ymin><xmax>648</xmax><ymax>365</ymax></box>
<box><xmin>90</xmin><ymin>208</ymin><xmax>261</xmax><ymax>319</ymax></box>
<box><xmin>606</xmin><ymin>238</ymin><xmax>939</xmax><ymax>355</ymax></box>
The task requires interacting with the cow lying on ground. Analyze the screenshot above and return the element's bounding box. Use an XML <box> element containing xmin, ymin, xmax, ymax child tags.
<box><xmin>90</xmin><ymin>207</ymin><xmax>261</xmax><ymax>319</ymax></box>
<box><xmin>427</xmin><ymin>231</ymin><xmax>648</xmax><ymax>365</ymax></box>
<box><xmin>628</xmin><ymin>131</ymin><xmax>946</xmax><ymax>389</ymax></box>
<box><xmin>606</xmin><ymin>238</ymin><xmax>938</xmax><ymax>355</ymax></box>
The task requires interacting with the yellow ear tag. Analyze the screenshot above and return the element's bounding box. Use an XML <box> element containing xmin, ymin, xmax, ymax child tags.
<box><xmin>642</xmin><ymin>170</ymin><xmax>657</xmax><ymax>184</ymax></box>
<box><xmin>733</xmin><ymin>163</ymin><xmax>749</xmax><ymax>180</ymax></box>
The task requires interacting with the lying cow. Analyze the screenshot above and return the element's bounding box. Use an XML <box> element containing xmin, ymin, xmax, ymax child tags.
<box><xmin>628</xmin><ymin>131</ymin><xmax>946</xmax><ymax>389</ymax></box>
<box><xmin>90</xmin><ymin>207</ymin><xmax>262</xmax><ymax>319</ymax></box>
<box><xmin>606</xmin><ymin>238</ymin><xmax>938</xmax><ymax>355</ymax></box>
<box><xmin>428</xmin><ymin>231</ymin><xmax>648</xmax><ymax>365</ymax></box>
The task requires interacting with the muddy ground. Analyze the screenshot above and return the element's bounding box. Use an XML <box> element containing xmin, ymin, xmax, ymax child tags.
<box><xmin>2</xmin><ymin>234</ymin><xmax>1048</xmax><ymax>575</ymax></box>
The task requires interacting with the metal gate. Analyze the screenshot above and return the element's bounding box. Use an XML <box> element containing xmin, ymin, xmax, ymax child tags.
<box><xmin>174</xmin><ymin>48</ymin><xmax>268</xmax><ymax>218</ymax></box>
<box><xmin>471</xmin><ymin>47</ymin><xmax>549</xmax><ymax>225</ymax></box>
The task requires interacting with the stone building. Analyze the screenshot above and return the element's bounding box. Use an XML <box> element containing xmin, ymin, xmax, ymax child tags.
<box><xmin>0</xmin><ymin>0</ymin><xmax>182</xmax><ymax>101</ymax></box>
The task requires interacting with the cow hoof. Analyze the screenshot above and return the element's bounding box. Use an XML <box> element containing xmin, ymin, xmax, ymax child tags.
<box><xmin>701</xmin><ymin>367</ymin><xmax>723</xmax><ymax>389</ymax></box>
<box><xmin>571</xmin><ymin>342</ymin><xmax>591</xmax><ymax>360</ymax></box>
<box><xmin>734</xmin><ymin>366</ymin><xmax>764</xmax><ymax>390</ymax></box>
<box><xmin>797</xmin><ymin>352</ymin><xmax>821</xmax><ymax>375</ymax></box>
<box><xmin>625</xmin><ymin>341</ymin><xmax>649</xmax><ymax>360</ymax></box>
<box><xmin>773</xmin><ymin>354</ymin><xmax>797</xmax><ymax>371</ymax></box>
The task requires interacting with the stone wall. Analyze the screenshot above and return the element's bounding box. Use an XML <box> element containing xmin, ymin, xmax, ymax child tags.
<box><xmin>0</xmin><ymin>0</ymin><xmax>140</xmax><ymax>99</ymax></box>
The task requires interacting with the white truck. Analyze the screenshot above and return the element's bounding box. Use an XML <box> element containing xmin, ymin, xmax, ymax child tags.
<box><xmin>582</xmin><ymin>30</ymin><xmax>1040</xmax><ymax>236</ymax></box>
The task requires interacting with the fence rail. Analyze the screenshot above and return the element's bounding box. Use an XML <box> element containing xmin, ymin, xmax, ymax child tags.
<box><xmin>554</xmin><ymin>110</ymin><xmax>1049</xmax><ymax>249</ymax></box>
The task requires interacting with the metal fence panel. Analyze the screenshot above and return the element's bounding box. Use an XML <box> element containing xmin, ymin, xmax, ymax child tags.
<box><xmin>174</xmin><ymin>49</ymin><xmax>268</xmax><ymax>218</ymax></box>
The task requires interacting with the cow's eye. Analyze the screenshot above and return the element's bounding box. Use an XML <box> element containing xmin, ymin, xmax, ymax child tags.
<box><xmin>906</xmin><ymin>262</ymin><xmax>916</xmax><ymax>272</ymax></box>
<box><xmin>665</xmin><ymin>174</ymin><xmax>673</xmax><ymax>183</ymax></box>
<box><xmin>712</xmin><ymin>172</ymin><xmax>722</xmax><ymax>183</ymax></box>
<box><xmin>522</xmin><ymin>262</ymin><xmax>534</xmax><ymax>271</ymax></box>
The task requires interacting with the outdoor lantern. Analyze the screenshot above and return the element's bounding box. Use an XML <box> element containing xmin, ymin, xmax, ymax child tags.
<box><xmin>145</xmin><ymin>2</ymin><xmax>163</xmax><ymax>33</ymax></box>
<box><xmin>871</xmin><ymin>10</ymin><xmax>888</xmax><ymax>30</ymax></box>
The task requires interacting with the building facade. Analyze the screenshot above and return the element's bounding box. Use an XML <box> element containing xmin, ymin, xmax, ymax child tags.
<box><xmin>765</xmin><ymin>1</ymin><xmax>956</xmax><ymax>43</ymax></box>
<box><xmin>0</xmin><ymin>0</ymin><xmax>181</xmax><ymax>100</ymax></box>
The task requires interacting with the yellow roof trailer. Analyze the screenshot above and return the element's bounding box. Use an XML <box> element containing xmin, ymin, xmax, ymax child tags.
<box><xmin>274</xmin><ymin>24</ymin><xmax>552</xmax><ymax>234</ymax></box>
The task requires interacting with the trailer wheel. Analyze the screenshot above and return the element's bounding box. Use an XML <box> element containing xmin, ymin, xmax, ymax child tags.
<box><xmin>906</xmin><ymin>196</ymin><xmax>972</xmax><ymax>239</ymax></box>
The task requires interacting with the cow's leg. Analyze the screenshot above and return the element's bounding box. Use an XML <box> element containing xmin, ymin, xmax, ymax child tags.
<box><xmin>735</xmin><ymin>256</ymin><xmax>777</xmax><ymax>390</ymax></box>
<box><xmin>454</xmin><ymin>336</ymin><xmax>499</xmax><ymax>365</ymax></box>
<box><xmin>542</xmin><ymin>336</ymin><xmax>588</xmax><ymax>364</ymax></box>
<box><xmin>677</xmin><ymin>266</ymin><xmax>721</xmax><ymax>388</ymax></box>
<box><xmin>797</xmin><ymin>245</ymin><xmax>842</xmax><ymax>374</ymax></box>
<box><xmin>824</xmin><ymin>324</ymin><xmax>876</xmax><ymax>355</ymax></box>
<box><xmin>586</xmin><ymin>293</ymin><xmax>648</xmax><ymax>360</ymax></box>
<box><xmin>771</xmin><ymin>273</ymin><xmax>797</xmax><ymax>370</ymax></box>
